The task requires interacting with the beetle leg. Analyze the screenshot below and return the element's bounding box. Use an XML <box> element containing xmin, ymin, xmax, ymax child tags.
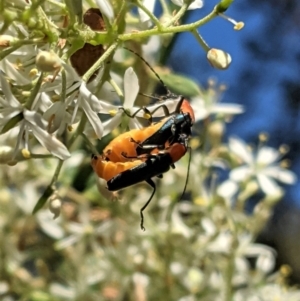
<box><xmin>140</xmin><ymin>178</ymin><xmax>156</xmax><ymax>231</ymax></box>
<box><xmin>129</xmin><ymin>138</ymin><xmax>165</xmax><ymax>151</ymax></box>
<box><xmin>121</xmin><ymin>152</ymin><xmax>155</xmax><ymax>160</ymax></box>
<box><xmin>119</xmin><ymin>107</ymin><xmax>153</xmax><ymax>123</ymax></box>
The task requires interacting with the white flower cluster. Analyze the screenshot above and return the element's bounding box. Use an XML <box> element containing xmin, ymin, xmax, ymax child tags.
<box><xmin>0</xmin><ymin>42</ymin><xmax>170</xmax><ymax>162</ymax></box>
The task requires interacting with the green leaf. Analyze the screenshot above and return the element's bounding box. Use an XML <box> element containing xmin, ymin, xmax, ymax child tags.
<box><xmin>1</xmin><ymin>112</ymin><xmax>23</xmax><ymax>134</ymax></box>
<box><xmin>157</xmin><ymin>73</ymin><xmax>201</xmax><ymax>98</ymax></box>
<box><xmin>32</xmin><ymin>185</ymin><xmax>54</xmax><ymax>214</ymax></box>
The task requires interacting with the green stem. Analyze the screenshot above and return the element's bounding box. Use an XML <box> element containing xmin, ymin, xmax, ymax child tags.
<box><xmin>191</xmin><ymin>29</ymin><xmax>210</xmax><ymax>52</ymax></box>
<box><xmin>118</xmin><ymin>8</ymin><xmax>218</xmax><ymax>41</ymax></box>
<box><xmin>223</xmin><ymin>209</ymin><xmax>238</xmax><ymax>301</ymax></box>
<box><xmin>18</xmin><ymin>154</ymin><xmax>54</xmax><ymax>160</ymax></box>
<box><xmin>24</xmin><ymin>72</ymin><xmax>44</xmax><ymax>110</ymax></box>
<box><xmin>165</xmin><ymin>3</ymin><xmax>189</xmax><ymax>27</ymax></box>
<box><xmin>51</xmin><ymin>159</ymin><xmax>64</xmax><ymax>185</ymax></box>
<box><xmin>68</xmin><ymin>114</ymin><xmax>87</xmax><ymax>147</ymax></box>
<box><xmin>81</xmin><ymin>133</ymin><xmax>99</xmax><ymax>154</ymax></box>
<box><xmin>136</xmin><ymin>0</ymin><xmax>162</xmax><ymax>29</ymax></box>
<box><xmin>0</xmin><ymin>39</ymin><xmax>43</xmax><ymax>60</ymax></box>
<box><xmin>82</xmin><ymin>41</ymin><xmax>119</xmax><ymax>82</ymax></box>
<box><xmin>108</xmin><ymin>78</ymin><xmax>123</xmax><ymax>98</ymax></box>
<box><xmin>61</xmin><ymin>69</ymin><xmax>67</xmax><ymax>102</ymax></box>
<box><xmin>46</xmin><ymin>0</ymin><xmax>66</xmax><ymax>10</ymax></box>
<box><xmin>159</xmin><ymin>0</ymin><xmax>171</xmax><ymax>15</ymax></box>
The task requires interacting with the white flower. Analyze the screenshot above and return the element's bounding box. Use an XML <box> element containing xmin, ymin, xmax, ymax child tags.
<box><xmin>138</xmin><ymin>0</ymin><xmax>156</xmax><ymax>25</ymax></box>
<box><xmin>100</xmin><ymin>67</ymin><xmax>144</xmax><ymax>136</ymax></box>
<box><xmin>218</xmin><ymin>137</ymin><xmax>297</xmax><ymax>198</ymax></box>
<box><xmin>54</xmin><ymin>202</ymin><xmax>108</xmax><ymax>250</ymax></box>
<box><xmin>171</xmin><ymin>0</ymin><xmax>203</xmax><ymax>10</ymax></box>
<box><xmin>74</xmin><ymin>82</ymin><xmax>104</xmax><ymax>139</ymax></box>
<box><xmin>190</xmin><ymin>88</ymin><xmax>244</xmax><ymax>122</ymax></box>
<box><xmin>40</xmin><ymin>63</ymin><xmax>104</xmax><ymax>139</ymax></box>
<box><xmin>100</xmin><ymin>67</ymin><xmax>188</xmax><ymax>137</ymax></box>
<box><xmin>0</xmin><ymin>74</ymin><xmax>70</xmax><ymax>160</ymax></box>
<box><xmin>42</xmin><ymin>93</ymin><xmax>72</xmax><ymax>135</ymax></box>
<box><xmin>95</xmin><ymin>0</ymin><xmax>114</xmax><ymax>24</ymax></box>
<box><xmin>235</xmin><ymin>234</ymin><xmax>276</xmax><ymax>274</ymax></box>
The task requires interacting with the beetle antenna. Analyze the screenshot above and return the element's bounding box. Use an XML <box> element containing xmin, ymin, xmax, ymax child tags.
<box><xmin>139</xmin><ymin>92</ymin><xmax>161</xmax><ymax>101</ymax></box>
<box><xmin>124</xmin><ymin>47</ymin><xmax>171</xmax><ymax>96</ymax></box>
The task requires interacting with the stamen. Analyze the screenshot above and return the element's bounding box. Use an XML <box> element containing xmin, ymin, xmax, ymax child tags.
<box><xmin>218</xmin><ymin>13</ymin><xmax>245</xmax><ymax>31</ymax></box>
<box><xmin>259</xmin><ymin>132</ymin><xmax>269</xmax><ymax>143</ymax></box>
<box><xmin>109</xmin><ymin>109</ymin><xmax>118</xmax><ymax>116</ymax></box>
<box><xmin>143</xmin><ymin>112</ymin><xmax>152</xmax><ymax>120</ymax></box>
<box><xmin>279</xmin><ymin>144</ymin><xmax>289</xmax><ymax>155</ymax></box>
<box><xmin>29</xmin><ymin>68</ymin><xmax>38</xmax><ymax>78</ymax></box>
<box><xmin>21</xmin><ymin>148</ymin><xmax>31</xmax><ymax>158</ymax></box>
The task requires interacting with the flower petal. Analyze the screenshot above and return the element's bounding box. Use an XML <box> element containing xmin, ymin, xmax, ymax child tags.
<box><xmin>79</xmin><ymin>82</ymin><xmax>102</xmax><ymax>112</ymax></box>
<box><xmin>256</xmin><ymin>247</ymin><xmax>276</xmax><ymax>273</ymax></box>
<box><xmin>23</xmin><ymin>109</ymin><xmax>47</xmax><ymax>129</ymax></box>
<box><xmin>138</xmin><ymin>0</ymin><xmax>156</xmax><ymax>23</ymax></box>
<box><xmin>256</xmin><ymin>146</ymin><xmax>280</xmax><ymax>166</ymax></box>
<box><xmin>263</xmin><ymin>166</ymin><xmax>297</xmax><ymax>185</ymax></box>
<box><xmin>0</xmin><ymin>59</ymin><xmax>31</xmax><ymax>85</ymax></box>
<box><xmin>95</xmin><ymin>0</ymin><xmax>115</xmax><ymax>24</ymax></box>
<box><xmin>29</xmin><ymin>124</ymin><xmax>70</xmax><ymax>160</ymax></box>
<box><xmin>23</xmin><ymin>110</ymin><xmax>70</xmax><ymax>159</ymax></box>
<box><xmin>43</xmin><ymin>102</ymin><xmax>66</xmax><ymax>133</ymax></box>
<box><xmin>123</xmin><ymin>67</ymin><xmax>139</xmax><ymax>108</ymax></box>
<box><xmin>229</xmin><ymin>137</ymin><xmax>253</xmax><ymax>165</ymax></box>
<box><xmin>211</xmin><ymin>103</ymin><xmax>244</xmax><ymax>115</ymax></box>
<box><xmin>102</xmin><ymin>111</ymin><xmax>122</xmax><ymax>136</ymax></box>
<box><xmin>55</xmin><ymin>234</ymin><xmax>79</xmax><ymax>250</ymax></box>
<box><xmin>171</xmin><ymin>0</ymin><xmax>203</xmax><ymax>10</ymax></box>
<box><xmin>128</xmin><ymin>118</ymin><xmax>143</xmax><ymax>130</ymax></box>
<box><xmin>0</xmin><ymin>73</ymin><xmax>21</xmax><ymax>107</ymax></box>
<box><xmin>80</xmin><ymin>97</ymin><xmax>103</xmax><ymax>139</ymax></box>
<box><xmin>257</xmin><ymin>173</ymin><xmax>280</xmax><ymax>195</ymax></box>
<box><xmin>187</xmin><ymin>0</ymin><xmax>203</xmax><ymax>9</ymax></box>
<box><xmin>230</xmin><ymin>166</ymin><xmax>252</xmax><ymax>182</ymax></box>
<box><xmin>98</xmin><ymin>100</ymin><xmax>119</xmax><ymax>113</ymax></box>
<box><xmin>217</xmin><ymin>179</ymin><xmax>239</xmax><ymax>199</ymax></box>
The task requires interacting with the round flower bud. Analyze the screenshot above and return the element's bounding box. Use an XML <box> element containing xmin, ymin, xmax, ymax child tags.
<box><xmin>208</xmin><ymin>120</ymin><xmax>224</xmax><ymax>146</ymax></box>
<box><xmin>207</xmin><ymin>48</ymin><xmax>232</xmax><ymax>70</ymax></box>
<box><xmin>49</xmin><ymin>197</ymin><xmax>62</xmax><ymax>219</ymax></box>
<box><xmin>36</xmin><ymin>51</ymin><xmax>62</xmax><ymax>72</ymax></box>
<box><xmin>0</xmin><ymin>35</ymin><xmax>16</xmax><ymax>48</ymax></box>
<box><xmin>0</xmin><ymin>146</ymin><xmax>13</xmax><ymax>164</ymax></box>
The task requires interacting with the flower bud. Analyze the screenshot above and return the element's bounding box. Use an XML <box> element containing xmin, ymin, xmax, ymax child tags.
<box><xmin>49</xmin><ymin>197</ymin><xmax>62</xmax><ymax>219</ymax></box>
<box><xmin>36</xmin><ymin>51</ymin><xmax>62</xmax><ymax>72</ymax></box>
<box><xmin>208</xmin><ymin>120</ymin><xmax>224</xmax><ymax>146</ymax></box>
<box><xmin>0</xmin><ymin>146</ymin><xmax>13</xmax><ymax>164</ymax></box>
<box><xmin>0</xmin><ymin>35</ymin><xmax>16</xmax><ymax>48</ymax></box>
<box><xmin>207</xmin><ymin>48</ymin><xmax>232</xmax><ymax>70</ymax></box>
